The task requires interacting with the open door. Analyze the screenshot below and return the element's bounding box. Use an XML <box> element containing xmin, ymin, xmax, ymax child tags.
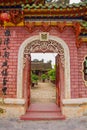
<box><xmin>23</xmin><ymin>54</ymin><xmax>31</xmax><ymax>111</ymax></box>
<box><xmin>56</xmin><ymin>54</ymin><xmax>64</xmax><ymax>108</ymax></box>
<box><xmin>55</xmin><ymin>54</ymin><xmax>61</xmax><ymax>107</ymax></box>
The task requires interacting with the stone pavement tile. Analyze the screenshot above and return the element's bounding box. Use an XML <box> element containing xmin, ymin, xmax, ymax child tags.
<box><xmin>0</xmin><ymin>119</ymin><xmax>13</xmax><ymax>129</ymax></box>
<box><xmin>0</xmin><ymin>129</ymin><xmax>7</xmax><ymax>130</ymax></box>
<box><xmin>63</xmin><ymin>117</ymin><xmax>87</xmax><ymax>130</ymax></box>
<box><xmin>31</xmin><ymin>82</ymin><xmax>56</xmax><ymax>103</ymax></box>
<box><xmin>20</xmin><ymin>121</ymin><xmax>49</xmax><ymax>130</ymax></box>
<box><xmin>0</xmin><ymin>116</ymin><xmax>87</xmax><ymax>130</ymax></box>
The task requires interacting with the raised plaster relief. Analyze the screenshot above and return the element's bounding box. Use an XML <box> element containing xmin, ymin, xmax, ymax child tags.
<box><xmin>23</xmin><ymin>40</ymin><xmax>64</xmax><ymax>67</ymax></box>
<box><xmin>82</xmin><ymin>56</ymin><xmax>87</xmax><ymax>86</ymax></box>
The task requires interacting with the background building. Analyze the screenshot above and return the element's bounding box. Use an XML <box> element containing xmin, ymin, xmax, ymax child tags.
<box><xmin>31</xmin><ymin>59</ymin><xmax>52</xmax><ymax>76</ymax></box>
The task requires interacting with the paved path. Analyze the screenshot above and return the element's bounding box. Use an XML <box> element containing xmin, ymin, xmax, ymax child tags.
<box><xmin>31</xmin><ymin>81</ymin><xmax>56</xmax><ymax>103</ymax></box>
<box><xmin>0</xmin><ymin>116</ymin><xmax>87</xmax><ymax>130</ymax></box>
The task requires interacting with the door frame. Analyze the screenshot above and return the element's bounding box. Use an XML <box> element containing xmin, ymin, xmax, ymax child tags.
<box><xmin>17</xmin><ymin>35</ymin><xmax>71</xmax><ymax>100</ymax></box>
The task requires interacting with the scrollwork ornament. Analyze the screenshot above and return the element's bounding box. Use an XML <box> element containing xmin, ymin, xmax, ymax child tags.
<box><xmin>24</xmin><ymin>40</ymin><xmax>64</xmax><ymax>54</ymax></box>
<box><xmin>23</xmin><ymin>40</ymin><xmax>65</xmax><ymax>68</ymax></box>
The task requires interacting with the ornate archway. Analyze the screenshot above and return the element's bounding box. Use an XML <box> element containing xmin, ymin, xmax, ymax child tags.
<box><xmin>17</xmin><ymin>35</ymin><xmax>70</xmax><ymax>99</ymax></box>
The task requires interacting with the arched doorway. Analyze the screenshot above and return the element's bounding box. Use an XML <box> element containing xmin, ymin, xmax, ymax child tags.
<box><xmin>17</xmin><ymin>35</ymin><xmax>70</xmax><ymax>119</ymax></box>
<box><xmin>30</xmin><ymin>53</ymin><xmax>57</xmax><ymax>104</ymax></box>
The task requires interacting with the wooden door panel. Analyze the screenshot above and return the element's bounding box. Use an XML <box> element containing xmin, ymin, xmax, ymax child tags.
<box><xmin>55</xmin><ymin>54</ymin><xmax>60</xmax><ymax>107</ymax></box>
<box><xmin>23</xmin><ymin>54</ymin><xmax>31</xmax><ymax>110</ymax></box>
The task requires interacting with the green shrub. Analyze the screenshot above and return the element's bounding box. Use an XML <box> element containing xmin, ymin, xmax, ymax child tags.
<box><xmin>31</xmin><ymin>73</ymin><xmax>38</xmax><ymax>83</ymax></box>
<box><xmin>41</xmin><ymin>74</ymin><xmax>47</xmax><ymax>82</ymax></box>
<box><xmin>48</xmin><ymin>68</ymin><xmax>56</xmax><ymax>82</ymax></box>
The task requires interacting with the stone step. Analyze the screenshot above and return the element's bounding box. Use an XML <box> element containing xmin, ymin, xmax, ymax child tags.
<box><xmin>20</xmin><ymin>111</ymin><xmax>65</xmax><ymax>120</ymax></box>
<box><xmin>27</xmin><ymin>103</ymin><xmax>61</xmax><ymax>112</ymax></box>
<box><xmin>20</xmin><ymin>103</ymin><xmax>65</xmax><ymax>120</ymax></box>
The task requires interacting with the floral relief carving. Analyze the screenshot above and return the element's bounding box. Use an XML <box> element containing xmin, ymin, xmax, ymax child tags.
<box><xmin>24</xmin><ymin>40</ymin><xmax>64</xmax><ymax>67</ymax></box>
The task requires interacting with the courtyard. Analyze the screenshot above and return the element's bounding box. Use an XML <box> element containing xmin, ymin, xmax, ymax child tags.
<box><xmin>31</xmin><ymin>81</ymin><xmax>56</xmax><ymax>103</ymax></box>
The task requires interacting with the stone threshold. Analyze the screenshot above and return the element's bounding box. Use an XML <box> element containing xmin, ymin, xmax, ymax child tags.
<box><xmin>0</xmin><ymin>98</ymin><xmax>87</xmax><ymax>105</ymax></box>
<box><xmin>0</xmin><ymin>98</ymin><xmax>25</xmax><ymax>105</ymax></box>
<box><xmin>63</xmin><ymin>98</ymin><xmax>87</xmax><ymax>105</ymax></box>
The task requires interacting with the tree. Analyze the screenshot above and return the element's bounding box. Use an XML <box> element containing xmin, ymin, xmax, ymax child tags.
<box><xmin>48</xmin><ymin>66</ymin><xmax>56</xmax><ymax>83</ymax></box>
<box><xmin>41</xmin><ymin>74</ymin><xmax>47</xmax><ymax>82</ymax></box>
<box><xmin>31</xmin><ymin>73</ymin><xmax>38</xmax><ymax>87</ymax></box>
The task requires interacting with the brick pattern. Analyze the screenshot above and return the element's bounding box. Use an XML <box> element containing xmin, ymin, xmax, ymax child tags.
<box><xmin>49</xmin><ymin>27</ymin><xmax>80</xmax><ymax>98</ymax></box>
<box><xmin>0</xmin><ymin>26</ymin><xmax>87</xmax><ymax>98</ymax></box>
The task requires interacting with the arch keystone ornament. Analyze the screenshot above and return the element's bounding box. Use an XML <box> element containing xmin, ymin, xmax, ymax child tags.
<box><xmin>17</xmin><ymin>35</ymin><xmax>71</xmax><ymax>100</ymax></box>
<box><xmin>39</xmin><ymin>32</ymin><xmax>49</xmax><ymax>41</ymax></box>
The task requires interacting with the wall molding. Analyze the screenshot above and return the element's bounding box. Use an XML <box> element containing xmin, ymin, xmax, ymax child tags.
<box><xmin>0</xmin><ymin>98</ymin><xmax>25</xmax><ymax>105</ymax></box>
<box><xmin>63</xmin><ymin>98</ymin><xmax>87</xmax><ymax>105</ymax></box>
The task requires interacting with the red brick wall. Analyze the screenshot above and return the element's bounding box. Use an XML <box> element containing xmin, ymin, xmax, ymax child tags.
<box><xmin>50</xmin><ymin>27</ymin><xmax>80</xmax><ymax>98</ymax></box>
<box><xmin>0</xmin><ymin>26</ymin><xmax>87</xmax><ymax>98</ymax></box>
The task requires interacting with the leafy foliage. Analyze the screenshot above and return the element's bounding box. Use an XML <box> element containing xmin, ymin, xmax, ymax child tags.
<box><xmin>48</xmin><ymin>67</ymin><xmax>56</xmax><ymax>81</ymax></box>
<box><xmin>41</xmin><ymin>74</ymin><xmax>47</xmax><ymax>80</ymax></box>
<box><xmin>31</xmin><ymin>73</ymin><xmax>38</xmax><ymax>83</ymax></box>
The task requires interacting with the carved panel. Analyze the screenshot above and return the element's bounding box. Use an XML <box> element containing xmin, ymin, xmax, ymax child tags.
<box><xmin>82</xmin><ymin>56</ymin><xmax>87</xmax><ymax>86</ymax></box>
<box><xmin>24</xmin><ymin>40</ymin><xmax>64</xmax><ymax>67</ymax></box>
<box><xmin>10</xmin><ymin>10</ymin><xmax>23</xmax><ymax>25</ymax></box>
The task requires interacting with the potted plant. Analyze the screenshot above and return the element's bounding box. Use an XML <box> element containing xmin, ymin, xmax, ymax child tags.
<box><xmin>31</xmin><ymin>73</ymin><xmax>38</xmax><ymax>87</ymax></box>
<box><xmin>41</xmin><ymin>74</ymin><xmax>47</xmax><ymax>82</ymax></box>
<box><xmin>48</xmin><ymin>67</ymin><xmax>56</xmax><ymax>84</ymax></box>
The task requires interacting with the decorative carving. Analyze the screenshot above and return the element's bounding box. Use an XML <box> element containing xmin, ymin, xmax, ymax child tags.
<box><xmin>57</xmin><ymin>22</ymin><xmax>66</xmax><ymax>33</ymax></box>
<box><xmin>25</xmin><ymin>21</ymin><xmax>67</xmax><ymax>33</ymax></box>
<box><xmin>40</xmin><ymin>32</ymin><xmax>49</xmax><ymax>41</ymax></box>
<box><xmin>24</xmin><ymin>39</ymin><xmax>64</xmax><ymax>67</ymax></box>
<box><xmin>24</xmin><ymin>22</ymin><xmax>35</xmax><ymax>33</ymax></box>
<box><xmin>10</xmin><ymin>10</ymin><xmax>23</xmax><ymax>25</ymax></box>
<box><xmin>76</xmin><ymin>37</ymin><xmax>82</xmax><ymax>48</ymax></box>
<box><xmin>41</xmin><ymin>22</ymin><xmax>51</xmax><ymax>32</ymax></box>
<box><xmin>82</xmin><ymin>56</ymin><xmax>87</xmax><ymax>86</ymax></box>
<box><xmin>73</xmin><ymin>22</ymin><xmax>81</xmax><ymax>48</ymax></box>
<box><xmin>24</xmin><ymin>21</ymin><xmax>82</xmax><ymax>48</ymax></box>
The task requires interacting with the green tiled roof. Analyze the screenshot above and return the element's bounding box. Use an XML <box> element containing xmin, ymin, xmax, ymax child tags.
<box><xmin>21</xmin><ymin>1</ymin><xmax>87</xmax><ymax>10</ymax></box>
<box><xmin>81</xmin><ymin>21</ymin><xmax>87</xmax><ymax>29</ymax></box>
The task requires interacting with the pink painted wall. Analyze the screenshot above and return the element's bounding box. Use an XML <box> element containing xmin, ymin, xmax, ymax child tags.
<box><xmin>0</xmin><ymin>26</ymin><xmax>87</xmax><ymax>98</ymax></box>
